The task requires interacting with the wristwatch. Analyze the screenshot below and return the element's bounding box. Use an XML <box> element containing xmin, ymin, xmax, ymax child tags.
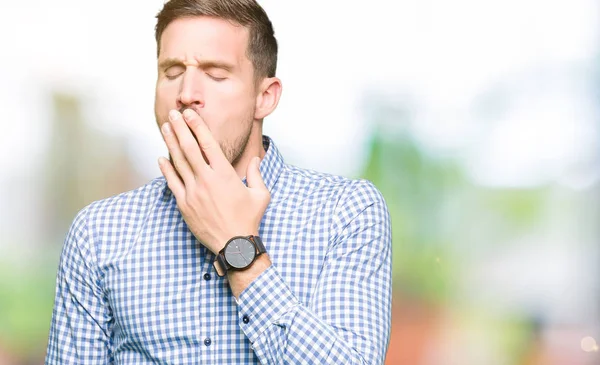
<box><xmin>213</xmin><ymin>235</ymin><xmax>266</xmax><ymax>277</ymax></box>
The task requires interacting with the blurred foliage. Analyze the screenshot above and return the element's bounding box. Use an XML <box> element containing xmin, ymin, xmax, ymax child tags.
<box><xmin>477</xmin><ymin>188</ymin><xmax>548</xmax><ymax>231</ymax></box>
<box><xmin>360</xmin><ymin>127</ymin><xmax>464</xmax><ymax>303</ymax></box>
<box><xmin>0</xmin><ymin>251</ymin><xmax>58</xmax><ymax>361</ymax></box>
<box><xmin>360</xmin><ymin>123</ymin><xmax>549</xmax><ymax>304</ymax></box>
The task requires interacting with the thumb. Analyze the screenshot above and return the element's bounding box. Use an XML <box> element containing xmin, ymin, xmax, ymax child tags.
<box><xmin>246</xmin><ymin>156</ymin><xmax>267</xmax><ymax>190</ymax></box>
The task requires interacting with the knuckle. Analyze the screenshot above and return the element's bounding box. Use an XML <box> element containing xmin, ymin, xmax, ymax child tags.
<box><xmin>185</xmin><ymin>195</ymin><xmax>196</xmax><ymax>207</ymax></box>
<box><xmin>202</xmin><ymin>141</ymin><xmax>216</xmax><ymax>150</ymax></box>
<box><xmin>187</xmin><ymin>118</ymin><xmax>200</xmax><ymax>131</ymax></box>
<box><xmin>181</xmin><ymin>141</ymin><xmax>197</xmax><ymax>156</ymax></box>
<box><xmin>200</xmin><ymin>140</ymin><xmax>217</xmax><ymax>153</ymax></box>
<box><xmin>261</xmin><ymin>191</ymin><xmax>271</xmax><ymax>203</ymax></box>
<box><xmin>186</xmin><ymin>187</ymin><xmax>203</xmax><ymax>202</ymax></box>
<box><xmin>173</xmin><ymin>160</ymin><xmax>183</xmax><ymax>172</ymax></box>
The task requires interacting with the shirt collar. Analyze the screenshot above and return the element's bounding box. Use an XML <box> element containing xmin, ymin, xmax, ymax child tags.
<box><xmin>243</xmin><ymin>135</ymin><xmax>284</xmax><ymax>192</ymax></box>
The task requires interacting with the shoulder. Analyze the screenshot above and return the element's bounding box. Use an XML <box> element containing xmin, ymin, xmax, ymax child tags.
<box><xmin>69</xmin><ymin>176</ymin><xmax>167</xmax><ymax>231</ymax></box>
<box><xmin>279</xmin><ymin>163</ymin><xmax>388</xmax><ymax>217</ymax></box>
<box><xmin>279</xmin><ymin>164</ymin><xmax>390</xmax><ymax>251</ymax></box>
<box><xmin>282</xmin><ymin>163</ymin><xmax>383</xmax><ymax>197</ymax></box>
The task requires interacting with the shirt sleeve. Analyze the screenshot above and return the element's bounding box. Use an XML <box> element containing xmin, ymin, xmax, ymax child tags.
<box><xmin>45</xmin><ymin>207</ymin><xmax>113</xmax><ymax>365</ymax></box>
<box><xmin>236</xmin><ymin>181</ymin><xmax>392</xmax><ymax>364</ymax></box>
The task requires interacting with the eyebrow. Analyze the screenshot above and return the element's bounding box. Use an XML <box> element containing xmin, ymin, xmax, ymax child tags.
<box><xmin>158</xmin><ymin>58</ymin><xmax>235</xmax><ymax>72</ymax></box>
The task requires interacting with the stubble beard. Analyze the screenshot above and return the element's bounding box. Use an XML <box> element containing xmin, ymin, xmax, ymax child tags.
<box><xmin>221</xmin><ymin>117</ymin><xmax>253</xmax><ymax>167</ymax></box>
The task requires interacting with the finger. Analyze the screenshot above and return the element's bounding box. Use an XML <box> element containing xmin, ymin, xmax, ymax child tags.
<box><xmin>158</xmin><ymin>156</ymin><xmax>185</xmax><ymax>198</ymax></box>
<box><xmin>246</xmin><ymin>156</ymin><xmax>267</xmax><ymax>190</ymax></box>
<box><xmin>182</xmin><ymin>109</ymin><xmax>230</xmax><ymax>171</ymax></box>
<box><xmin>161</xmin><ymin>121</ymin><xmax>195</xmax><ymax>185</ymax></box>
<box><xmin>168</xmin><ymin>110</ymin><xmax>209</xmax><ymax>175</ymax></box>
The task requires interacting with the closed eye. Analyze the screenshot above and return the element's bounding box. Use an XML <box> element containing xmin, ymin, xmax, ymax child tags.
<box><xmin>165</xmin><ymin>65</ymin><xmax>185</xmax><ymax>80</ymax></box>
<box><xmin>207</xmin><ymin>73</ymin><xmax>227</xmax><ymax>82</ymax></box>
<box><xmin>165</xmin><ymin>73</ymin><xmax>183</xmax><ymax>80</ymax></box>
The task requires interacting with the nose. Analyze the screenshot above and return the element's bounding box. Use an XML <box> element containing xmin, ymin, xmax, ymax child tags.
<box><xmin>176</xmin><ymin>68</ymin><xmax>204</xmax><ymax>111</ymax></box>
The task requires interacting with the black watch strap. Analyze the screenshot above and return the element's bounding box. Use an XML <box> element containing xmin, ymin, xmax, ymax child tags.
<box><xmin>250</xmin><ymin>235</ymin><xmax>266</xmax><ymax>255</ymax></box>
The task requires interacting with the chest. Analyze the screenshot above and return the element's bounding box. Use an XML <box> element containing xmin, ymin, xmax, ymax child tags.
<box><xmin>99</xmin><ymin>198</ymin><xmax>331</xmax><ymax>360</ymax></box>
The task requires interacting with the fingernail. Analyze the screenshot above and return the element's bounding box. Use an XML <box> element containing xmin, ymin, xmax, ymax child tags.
<box><xmin>183</xmin><ymin>108</ymin><xmax>195</xmax><ymax>119</ymax></box>
<box><xmin>169</xmin><ymin>110</ymin><xmax>179</xmax><ymax>121</ymax></box>
<box><xmin>162</xmin><ymin>122</ymin><xmax>172</xmax><ymax>135</ymax></box>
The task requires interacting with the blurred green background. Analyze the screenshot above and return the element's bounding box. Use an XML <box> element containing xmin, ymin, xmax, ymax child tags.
<box><xmin>1</xmin><ymin>1</ymin><xmax>599</xmax><ymax>364</ymax></box>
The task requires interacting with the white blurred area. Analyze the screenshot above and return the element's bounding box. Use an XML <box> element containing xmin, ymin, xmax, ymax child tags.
<box><xmin>1</xmin><ymin>0</ymin><xmax>599</xmax><ymax>364</ymax></box>
<box><xmin>2</xmin><ymin>0</ymin><xmax>598</xmax><ymax>184</ymax></box>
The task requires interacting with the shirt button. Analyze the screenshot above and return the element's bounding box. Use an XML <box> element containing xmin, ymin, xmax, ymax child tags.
<box><xmin>203</xmin><ymin>273</ymin><xmax>211</xmax><ymax>281</ymax></box>
<box><xmin>204</xmin><ymin>337</ymin><xmax>211</xmax><ymax>346</ymax></box>
<box><xmin>242</xmin><ymin>315</ymin><xmax>250</xmax><ymax>324</ymax></box>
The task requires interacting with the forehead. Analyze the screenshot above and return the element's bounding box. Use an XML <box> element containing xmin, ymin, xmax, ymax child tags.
<box><xmin>159</xmin><ymin>16</ymin><xmax>250</xmax><ymax>65</ymax></box>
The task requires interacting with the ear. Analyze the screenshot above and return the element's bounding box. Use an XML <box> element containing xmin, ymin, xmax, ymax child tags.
<box><xmin>254</xmin><ymin>77</ymin><xmax>282</xmax><ymax>120</ymax></box>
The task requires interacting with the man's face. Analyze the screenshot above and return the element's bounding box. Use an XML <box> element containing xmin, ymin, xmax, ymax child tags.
<box><xmin>155</xmin><ymin>16</ymin><xmax>258</xmax><ymax>165</ymax></box>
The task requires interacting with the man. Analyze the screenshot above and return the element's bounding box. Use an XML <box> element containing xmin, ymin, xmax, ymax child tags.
<box><xmin>45</xmin><ymin>0</ymin><xmax>392</xmax><ymax>364</ymax></box>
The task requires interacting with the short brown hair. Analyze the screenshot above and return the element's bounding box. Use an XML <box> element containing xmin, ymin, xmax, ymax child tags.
<box><xmin>155</xmin><ymin>0</ymin><xmax>278</xmax><ymax>80</ymax></box>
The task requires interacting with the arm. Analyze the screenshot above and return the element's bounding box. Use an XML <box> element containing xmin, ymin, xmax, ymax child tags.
<box><xmin>237</xmin><ymin>182</ymin><xmax>392</xmax><ymax>364</ymax></box>
<box><xmin>45</xmin><ymin>208</ymin><xmax>113</xmax><ymax>365</ymax></box>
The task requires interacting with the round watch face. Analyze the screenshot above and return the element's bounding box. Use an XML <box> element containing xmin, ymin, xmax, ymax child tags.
<box><xmin>224</xmin><ymin>238</ymin><xmax>256</xmax><ymax>269</ymax></box>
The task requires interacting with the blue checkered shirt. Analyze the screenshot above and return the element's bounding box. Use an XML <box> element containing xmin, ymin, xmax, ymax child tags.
<box><xmin>46</xmin><ymin>136</ymin><xmax>392</xmax><ymax>364</ymax></box>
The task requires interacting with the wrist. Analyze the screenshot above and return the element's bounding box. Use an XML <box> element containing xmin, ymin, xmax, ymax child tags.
<box><xmin>212</xmin><ymin>231</ymin><xmax>259</xmax><ymax>255</ymax></box>
<box><xmin>228</xmin><ymin>254</ymin><xmax>272</xmax><ymax>298</ymax></box>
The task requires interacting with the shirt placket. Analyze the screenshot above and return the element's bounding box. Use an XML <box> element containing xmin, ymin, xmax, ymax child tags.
<box><xmin>201</xmin><ymin>247</ymin><xmax>217</xmax><ymax>363</ymax></box>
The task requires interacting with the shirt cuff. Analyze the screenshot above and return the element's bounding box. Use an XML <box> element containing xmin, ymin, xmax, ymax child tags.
<box><xmin>236</xmin><ymin>265</ymin><xmax>300</xmax><ymax>344</ymax></box>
